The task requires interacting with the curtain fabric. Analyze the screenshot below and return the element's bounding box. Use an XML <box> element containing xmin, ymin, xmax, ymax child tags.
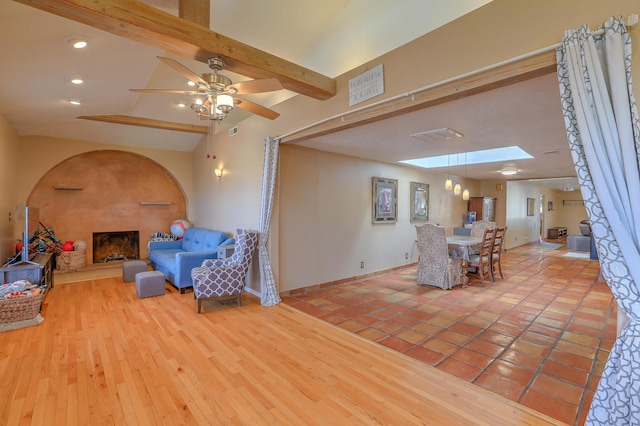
<box><xmin>258</xmin><ymin>137</ymin><xmax>281</xmax><ymax>306</ymax></box>
<box><xmin>557</xmin><ymin>17</ymin><xmax>640</xmax><ymax>424</ymax></box>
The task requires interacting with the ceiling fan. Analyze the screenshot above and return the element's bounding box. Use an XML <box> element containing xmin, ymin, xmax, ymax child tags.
<box><xmin>130</xmin><ymin>56</ymin><xmax>283</xmax><ymax>122</ymax></box>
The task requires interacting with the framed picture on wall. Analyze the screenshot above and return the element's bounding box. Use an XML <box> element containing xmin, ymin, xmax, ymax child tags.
<box><xmin>527</xmin><ymin>198</ymin><xmax>535</xmax><ymax>216</ymax></box>
<box><xmin>372</xmin><ymin>177</ymin><xmax>398</xmax><ymax>223</ymax></box>
<box><xmin>548</xmin><ymin>201</ymin><xmax>554</xmax><ymax>211</ymax></box>
<box><xmin>410</xmin><ymin>181</ymin><xmax>429</xmax><ymax>222</ymax></box>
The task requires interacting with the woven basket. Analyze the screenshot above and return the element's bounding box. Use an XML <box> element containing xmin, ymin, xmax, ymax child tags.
<box><xmin>56</xmin><ymin>249</ymin><xmax>86</xmax><ymax>271</ymax></box>
<box><xmin>0</xmin><ymin>293</ymin><xmax>43</xmax><ymax>323</ymax></box>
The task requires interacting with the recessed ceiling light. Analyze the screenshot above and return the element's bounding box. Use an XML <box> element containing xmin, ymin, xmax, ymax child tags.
<box><xmin>176</xmin><ymin>101</ymin><xmax>186</xmax><ymax>108</ymax></box>
<box><xmin>68</xmin><ymin>99</ymin><xmax>81</xmax><ymax>105</ymax></box>
<box><xmin>66</xmin><ymin>36</ymin><xmax>89</xmax><ymax>49</ymax></box>
<box><xmin>67</xmin><ymin>75</ymin><xmax>85</xmax><ymax>85</ymax></box>
<box><xmin>187</xmin><ymin>80</ymin><xmax>196</xmax><ymax>87</ymax></box>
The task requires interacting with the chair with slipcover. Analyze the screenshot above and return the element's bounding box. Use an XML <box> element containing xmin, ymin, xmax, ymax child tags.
<box><xmin>415</xmin><ymin>223</ymin><xmax>463</xmax><ymax>290</ymax></box>
<box><xmin>489</xmin><ymin>226</ymin><xmax>507</xmax><ymax>281</ymax></box>
<box><xmin>191</xmin><ymin>229</ymin><xmax>259</xmax><ymax>313</ymax></box>
<box><xmin>468</xmin><ymin>227</ymin><xmax>495</xmax><ymax>286</ymax></box>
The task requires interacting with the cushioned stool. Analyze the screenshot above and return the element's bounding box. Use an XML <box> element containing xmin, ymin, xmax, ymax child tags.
<box><xmin>123</xmin><ymin>260</ymin><xmax>147</xmax><ymax>282</ymax></box>
<box><xmin>567</xmin><ymin>235</ymin><xmax>591</xmax><ymax>252</ymax></box>
<box><xmin>135</xmin><ymin>271</ymin><xmax>165</xmax><ymax>298</ymax></box>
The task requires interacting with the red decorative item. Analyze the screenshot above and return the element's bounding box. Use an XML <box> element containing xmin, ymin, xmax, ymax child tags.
<box><xmin>62</xmin><ymin>242</ymin><xmax>74</xmax><ymax>251</ymax></box>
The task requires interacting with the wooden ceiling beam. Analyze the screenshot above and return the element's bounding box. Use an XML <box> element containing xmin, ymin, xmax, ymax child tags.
<box><xmin>78</xmin><ymin>115</ymin><xmax>209</xmax><ymax>134</ymax></box>
<box><xmin>179</xmin><ymin>0</ymin><xmax>209</xmax><ymax>29</ymax></box>
<box><xmin>15</xmin><ymin>0</ymin><xmax>336</xmax><ymax>100</ymax></box>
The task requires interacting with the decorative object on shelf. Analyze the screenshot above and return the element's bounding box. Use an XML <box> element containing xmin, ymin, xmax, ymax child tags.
<box><xmin>372</xmin><ymin>177</ymin><xmax>397</xmax><ymax>223</ymax></box>
<box><xmin>410</xmin><ymin>182</ymin><xmax>429</xmax><ymax>222</ymax></box>
<box><xmin>527</xmin><ymin>198</ymin><xmax>535</xmax><ymax>216</ymax></box>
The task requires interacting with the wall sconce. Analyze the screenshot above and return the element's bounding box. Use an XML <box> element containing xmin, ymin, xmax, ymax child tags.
<box><xmin>214</xmin><ymin>168</ymin><xmax>223</xmax><ymax>179</ymax></box>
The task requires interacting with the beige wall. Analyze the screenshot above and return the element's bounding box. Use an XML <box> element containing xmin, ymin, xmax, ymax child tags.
<box><xmin>19</xmin><ymin>135</ymin><xmax>194</xmax><ymax>217</ymax></box>
<box><xmin>276</xmin><ymin>145</ymin><xmax>479</xmax><ymax>292</ymax></box>
<box><xmin>0</xmin><ymin>114</ymin><xmax>21</xmax><ymax>261</ymax></box>
<box><xmin>549</xmin><ymin>191</ymin><xmax>590</xmax><ymax>235</ymax></box>
<box><xmin>4</xmin><ymin>0</ymin><xmax>638</xmax><ymax>294</ymax></box>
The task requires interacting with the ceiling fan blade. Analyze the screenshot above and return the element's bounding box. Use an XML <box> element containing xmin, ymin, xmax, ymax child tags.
<box><xmin>229</xmin><ymin>78</ymin><xmax>283</xmax><ymax>94</ymax></box>
<box><xmin>157</xmin><ymin>56</ymin><xmax>208</xmax><ymax>86</ymax></box>
<box><xmin>234</xmin><ymin>98</ymin><xmax>280</xmax><ymax>120</ymax></box>
<box><xmin>130</xmin><ymin>89</ymin><xmax>197</xmax><ymax>95</ymax></box>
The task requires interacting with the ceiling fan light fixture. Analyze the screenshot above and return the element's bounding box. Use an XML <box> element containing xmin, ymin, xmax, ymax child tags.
<box><xmin>216</xmin><ymin>95</ymin><xmax>234</xmax><ymax>113</ymax></box>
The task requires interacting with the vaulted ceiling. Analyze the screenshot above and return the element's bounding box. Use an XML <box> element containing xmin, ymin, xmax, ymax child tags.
<box><xmin>0</xmin><ymin>0</ymin><xmax>578</xmax><ymax>188</ymax></box>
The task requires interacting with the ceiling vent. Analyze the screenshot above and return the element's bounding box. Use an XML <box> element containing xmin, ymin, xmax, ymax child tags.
<box><xmin>410</xmin><ymin>127</ymin><xmax>463</xmax><ymax>142</ymax></box>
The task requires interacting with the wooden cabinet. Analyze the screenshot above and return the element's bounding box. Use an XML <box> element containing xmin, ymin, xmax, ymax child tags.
<box><xmin>468</xmin><ymin>197</ymin><xmax>496</xmax><ymax>222</ymax></box>
<box><xmin>0</xmin><ymin>253</ymin><xmax>54</xmax><ymax>295</ymax></box>
<box><xmin>547</xmin><ymin>227</ymin><xmax>567</xmax><ymax>239</ymax></box>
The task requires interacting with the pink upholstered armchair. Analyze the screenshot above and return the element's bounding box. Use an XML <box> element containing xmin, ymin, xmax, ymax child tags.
<box><xmin>191</xmin><ymin>229</ymin><xmax>259</xmax><ymax>313</ymax></box>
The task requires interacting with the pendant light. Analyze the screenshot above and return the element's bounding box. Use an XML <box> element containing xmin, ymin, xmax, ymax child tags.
<box><xmin>453</xmin><ymin>154</ymin><xmax>461</xmax><ymax>195</ymax></box>
<box><xmin>444</xmin><ymin>154</ymin><xmax>453</xmax><ymax>191</ymax></box>
<box><xmin>462</xmin><ymin>153</ymin><xmax>470</xmax><ymax>200</ymax></box>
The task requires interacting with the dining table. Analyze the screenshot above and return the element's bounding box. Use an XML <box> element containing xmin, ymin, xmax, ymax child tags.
<box><xmin>446</xmin><ymin>235</ymin><xmax>482</xmax><ymax>287</ymax></box>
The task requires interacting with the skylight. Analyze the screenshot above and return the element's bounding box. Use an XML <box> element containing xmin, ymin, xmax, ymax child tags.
<box><xmin>399</xmin><ymin>146</ymin><xmax>533</xmax><ymax>169</ymax></box>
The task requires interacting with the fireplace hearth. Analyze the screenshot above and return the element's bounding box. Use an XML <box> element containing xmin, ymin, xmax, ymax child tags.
<box><xmin>93</xmin><ymin>231</ymin><xmax>140</xmax><ymax>263</ymax></box>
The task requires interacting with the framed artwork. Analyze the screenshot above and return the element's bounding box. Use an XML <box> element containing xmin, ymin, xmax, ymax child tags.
<box><xmin>527</xmin><ymin>198</ymin><xmax>535</xmax><ymax>216</ymax></box>
<box><xmin>547</xmin><ymin>201</ymin><xmax>554</xmax><ymax>211</ymax></box>
<box><xmin>410</xmin><ymin>182</ymin><xmax>429</xmax><ymax>222</ymax></box>
<box><xmin>372</xmin><ymin>177</ymin><xmax>398</xmax><ymax>223</ymax></box>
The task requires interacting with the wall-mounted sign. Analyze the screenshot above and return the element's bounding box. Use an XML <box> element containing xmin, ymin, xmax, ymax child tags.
<box><xmin>349</xmin><ymin>64</ymin><xmax>384</xmax><ymax>106</ymax></box>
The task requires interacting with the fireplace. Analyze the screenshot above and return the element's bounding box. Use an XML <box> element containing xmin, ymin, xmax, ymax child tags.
<box><xmin>93</xmin><ymin>231</ymin><xmax>140</xmax><ymax>263</ymax></box>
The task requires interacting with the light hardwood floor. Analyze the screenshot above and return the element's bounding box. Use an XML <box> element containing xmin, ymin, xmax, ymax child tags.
<box><xmin>0</xmin><ymin>275</ymin><xmax>567</xmax><ymax>425</ymax></box>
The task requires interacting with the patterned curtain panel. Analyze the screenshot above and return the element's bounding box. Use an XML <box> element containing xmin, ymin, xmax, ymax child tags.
<box><xmin>557</xmin><ymin>17</ymin><xmax>640</xmax><ymax>424</ymax></box>
<box><xmin>258</xmin><ymin>137</ymin><xmax>281</xmax><ymax>306</ymax></box>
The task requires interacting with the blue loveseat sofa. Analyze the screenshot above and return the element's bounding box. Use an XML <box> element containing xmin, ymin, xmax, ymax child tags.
<box><xmin>148</xmin><ymin>227</ymin><xmax>234</xmax><ymax>293</ymax></box>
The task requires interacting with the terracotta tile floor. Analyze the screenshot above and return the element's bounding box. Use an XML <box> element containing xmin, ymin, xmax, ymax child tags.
<box><xmin>283</xmin><ymin>239</ymin><xmax>616</xmax><ymax>425</ymax></box>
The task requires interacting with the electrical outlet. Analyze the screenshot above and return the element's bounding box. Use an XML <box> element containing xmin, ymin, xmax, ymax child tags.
<box><xmin>405</xmin><ymin>253</ymin><xmax>409</xmax><ymax>259</ymax></box>
<box><xmin>360</xmin><ymin>261</ymin><xmax>364</xmax><ymax>269</ymax></box>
